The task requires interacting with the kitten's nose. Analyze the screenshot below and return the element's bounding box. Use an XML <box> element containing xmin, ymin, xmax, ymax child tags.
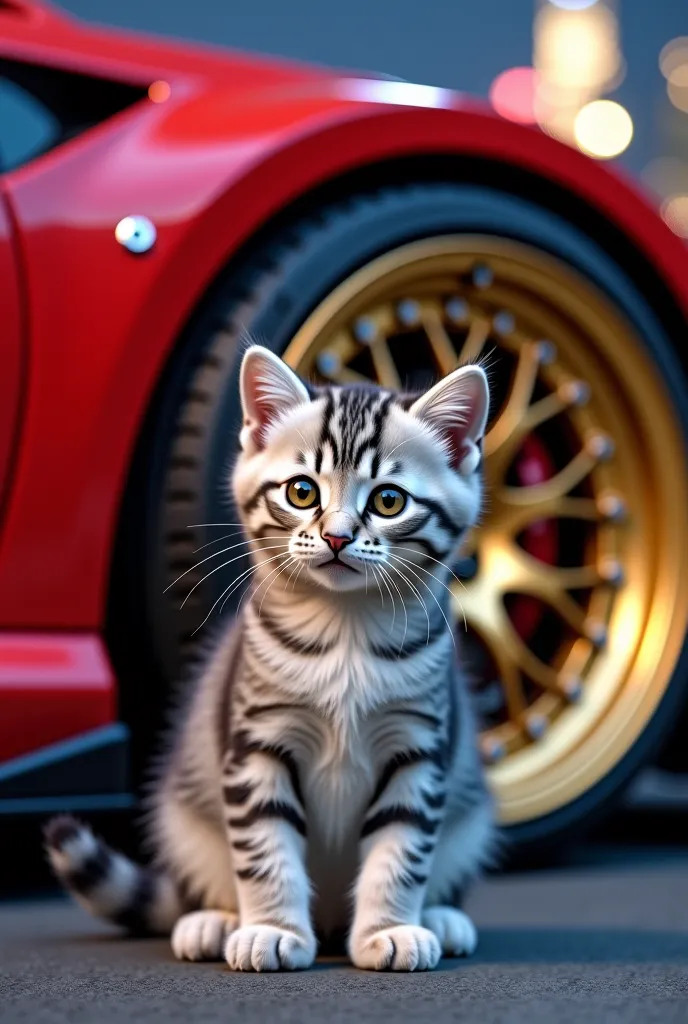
<box><xmin>322</xmin><ymin>531</ymin><xmax>353</xmax><ymax>553</ymax></box>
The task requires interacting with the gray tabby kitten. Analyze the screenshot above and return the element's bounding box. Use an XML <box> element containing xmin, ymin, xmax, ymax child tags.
<box><xmin>45</xmin><ymin>344</ymin><xmax>497</xmax><ymax>972</ymax></box>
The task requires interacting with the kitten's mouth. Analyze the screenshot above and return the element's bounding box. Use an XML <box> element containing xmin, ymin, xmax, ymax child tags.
<box><xmin>318</xmin><ymin>556</ymin><xmax>360</xmax><ymax>574</ymax></box>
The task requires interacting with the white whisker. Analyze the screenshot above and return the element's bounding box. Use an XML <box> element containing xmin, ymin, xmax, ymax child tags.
<box><xmin>287</xmin><ymin>560</ymin><xmax>303</xmax><ymax>592</ymax></box>
<box><xmin>165</xmin><ymin>536</ymin><xmax>286</xmax><ymax>594</ymax></box>
<box><xmin>387</xmin><ymin>560</ymin><xmax>431</xmax><ymax>645</ymax></box>
<box><xmin>193</xmin><ymin>529</ymin><xmax>244</xmax><ymax>553</ymax></box>
<box><xmin>191</xmin><ymin>550</ymin><xmax>286</xmax><ymax>634</ymax></box>
<box><xmin>381</xmin><ymin>432</ymin><xmax>427</xmax><ymax>463</ymax></box>
<box><xmin>294</xmin><ymin>426</ymin><xmax>311</xmax><ymax>453</ymax></box>
<box><xmin>378</xmin><ymin>564</ymin><xmax>408</xmax><ymax>654</ymax></box>
<box><xmin>257</xmin><ymin>557</ymin><xmax>299</xmax><ymax>616</ymax></box>
<box><xmin>369</xmin><ymin>564</ymin><xmax>383</xmax><ymax>607</ymax></box>
<box><xmin>180</xmin><ymin>543</ymin><xmax>286</xmax><ymax>609</ymax></box>
<box><xmin>391</xmin><ymin>551</ymin><xmax>467</xmax><ymax>631</ymax></box>
<box><xmin>186</xmin><ymin>523</ymin><xmax>246</xmax><ymax>528</ymax></box>
<box><xmin>374</xmin><ymin>563</ymin><xmax>396</xmax><ymax>628</ymax></box>
<box><xmin>388</xmin><ymin>553</ymin><xmax>461</xmax><ymax>646</ymax></box>
<box><xmin>391</xmin><ymin>544</ymin><xmax>468</xmax><ymax>592</ymax></box>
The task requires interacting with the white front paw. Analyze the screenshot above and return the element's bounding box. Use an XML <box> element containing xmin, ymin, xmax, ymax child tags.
<box><xmin>422</xmin><ymin>906</ymin><xmax>478</xmax><ymax>957</ymax></box>
<box><xmin>172</xmin><ymin>910</ymin><xmax>239</xmax><ymax>962</ymax></box>
<box><xmin>225</xmin><ymin>925</ymin><xmax>316</xmax><ymax>972</ymax></box>
<box><xmin>350</xmin><ymin>925</ymin><xmax>441</xmax><ymax>971</ymax></box>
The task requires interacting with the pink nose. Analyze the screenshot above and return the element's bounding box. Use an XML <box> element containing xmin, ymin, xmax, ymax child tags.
<box><xmin>322</xmin><ymin>533</ymin><xmax>352</xmax><ymax>553</ymax></box>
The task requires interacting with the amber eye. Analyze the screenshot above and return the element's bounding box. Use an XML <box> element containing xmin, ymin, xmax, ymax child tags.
<box><xmin>286</xmin><ymin>478</ymin><xmax>320</xmax><ymax>510</ymax></box>
<box><xmin>370</xmin><ymin>487</ymin><xmax>406</xmax><ymax>517</ymax></box>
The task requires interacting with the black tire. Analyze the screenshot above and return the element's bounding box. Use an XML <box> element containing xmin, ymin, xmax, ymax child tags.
<box><xmin>107</xmin><ymin>182</ymin><xmax>688</xmax><ymax>851</ymax></box>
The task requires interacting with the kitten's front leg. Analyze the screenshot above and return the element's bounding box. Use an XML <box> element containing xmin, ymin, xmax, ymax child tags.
<box><xmin>349</xmin><ymin>752</ymin><xmax>446</xmax><ymax>972</ymax></box>
<box><xmin>223</xmin><ymin>737</ymin><xmax>316</xmax><ymax>972</ymax></box>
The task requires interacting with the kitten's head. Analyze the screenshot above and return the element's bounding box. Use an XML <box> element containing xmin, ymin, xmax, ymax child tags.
<box><xmin>233</xmin><ymin>346</ymin><xmax>489</xmax><ymax>594</ymax></box>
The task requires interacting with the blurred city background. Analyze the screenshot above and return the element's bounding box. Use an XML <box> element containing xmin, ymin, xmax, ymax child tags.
<box><xmin>4</xmin><ymin>0</ymin><xmax>686</xmax><ymax>234</ymax></box>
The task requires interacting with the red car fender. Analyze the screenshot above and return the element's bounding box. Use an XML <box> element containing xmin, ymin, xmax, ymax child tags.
<box><xmin>0</xmin><ymin>193</ymin><xmax>24</xmax><ymax>519</ymax></box>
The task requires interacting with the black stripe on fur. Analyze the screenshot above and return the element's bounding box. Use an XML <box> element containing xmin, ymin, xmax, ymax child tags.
<box><xmin>228</xmin><ymin>799</ymin><xmax>307</xmax><ymax>837</ymax></box>
<box><xmin>242</xmin><ymin>480</ymin><xmax>280</xmax><ymax>513</ymax></box>
<box><xmin>368</xmin><ymin>747</ymin><xmax>446</xmax><ymax>808</ymax></box>
<box><xmin>407</xmin><ymin>493</ymin><xmax>464</xmax><ymax>536</ymax></box>
<box><xmin>229</xmin><ymin>729</ymin><xmax>304</xmax><ymax>806</ymax></box>
<box><xmin>370</xmin><ymin>616</ymin><xmax>447</xmax><ymax>660</ymax></box>
<box><xmin>258</xmin><ymin>610</ymin><xmax>336</xmax><ymax>657</ymax></box>
<box><xmin>361</xmin><ymin>806</ymin><xmax>439</xmax><ymax>838</ymax></box>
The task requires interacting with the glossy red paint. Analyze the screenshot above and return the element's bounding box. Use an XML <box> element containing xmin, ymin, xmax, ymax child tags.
<box><xmin>0</xmin><ymin>633</ymin><xmax>114</xmax><ymax>762</ymax></box>
<box><xmin>0</xmin><ymin>0</ymin><xmax>687</xmax><ymax>762</ymax></box>
<box><xmin>0</xmin><ymin>193</ymin><xmax>23</xmax><ymax>520</ymax></box>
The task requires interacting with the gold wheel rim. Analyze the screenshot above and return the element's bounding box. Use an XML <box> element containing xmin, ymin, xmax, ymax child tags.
<box><xmin>282</xmin><ymin>236</ymin><xmax>688</xmax><ymax>825</ymax></box>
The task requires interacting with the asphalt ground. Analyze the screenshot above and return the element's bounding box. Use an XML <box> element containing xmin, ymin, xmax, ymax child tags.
<box><xmin>1</xmin><ymin>810</ymin><xmax>688</xmax><ymax>1024</ymax></box>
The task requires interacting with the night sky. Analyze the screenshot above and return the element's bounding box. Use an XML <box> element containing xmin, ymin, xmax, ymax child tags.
<box><xmin>52</xmin><ymin>0</ymin><xmax>688</xmax><ymax>186</ymax></box>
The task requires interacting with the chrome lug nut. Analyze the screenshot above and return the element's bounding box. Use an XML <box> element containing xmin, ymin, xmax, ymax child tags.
<box><xmin>353</xmin><ymin>317</ymin><xmax>377</xmax><ymax>345</ymax></box>
<box><xmin>536</xmin><ymin>340</ymin><xmax>557</xmax><ymax>365</ymax></box>
<box><xmin>445</xmin><ymin>297</ymin><xmax>469</xmax><ymax>324</ymax></box>
<box><xmin>396</xmin><ymin>299</ymin><xmax>421</xmax><ymax>326</ymax></box>
<box><xmin>316</xmin><ymin>350</ymin><xmax>342</xmax><ymax>377</ymax></box>
<box><xmin>585</xmin><ymin>618</ymin><xmax>608</xmax><ymax>647</ymax></box>
<box><xmin>597</xmin><ymin>494</ymin><xmax>626</xmax><ymax>521</ymax></box>
<box><xmin>599</xmin><ymin>558</ymin><xmax>624</xmax><ymax>586</ymax></box>
<box><xmin>493</xmin><ymin>310</ymin><xmax>515</xmax><ymax>336</ymax></box>
<box><xmin>559</xmin><ymin>380</ymin><xmax>591</xmax><ymax>407</ymax></box>
<box><xmin>562</xmin><ymin>676</ymin><xmax>583</xmax><ymax>703</ymax></box>
<box><xmin>472</xmin><ymin>263</ymin><xmax>494</xmax><ymax>289</ymax></box>
<box><xmin>586</xmin><ymin>433</ymin><xmax>615</xmax><ymax>461</ymax></box>
<box><xmin>525</xmin><ymin>714</ymin><xmax>548</xmax><ymax>740</ymax></box>
<box><xmin>480</xmin><ymin>736</ymin><xmax>506</xmax><ymax>764</ymax></box>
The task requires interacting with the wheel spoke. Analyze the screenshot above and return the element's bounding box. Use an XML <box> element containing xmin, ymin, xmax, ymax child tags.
<box><xmin>422</xmin><ymin>307</ymin><xmax>459</xmax><ymax>375</ymax></box>
<box><xmin>336</xmin><ymin>366</ymin><xmax>374</xmax><ymax>384</ymax></box>
<box><xmin>521</xmin><ymin>391</ymin><xmax>567</xmax><ymax>432</ymax></box>
<box><xmin>485</xmin><ymin>341</ymin><xmax>541</xmax><ymax>465</ymax></box>
<box><xmin>481</xmin><ymin>633</ymin><xmax>529</xmax><ymax>722</ymax></box>
<box><xmin>451</xmin><ymin>588</ymin><xmax>528</xmax><ymax>721</ymax></box>
<box><xmin>507</xmin><ymin>626</ymin><xmax>566</xmax><ymax>695</ymax></box>
<box><xmin>500</xmin><ymin>496</ymin><xmax>600</xmax><ymax>537</ymax></box>
<box><xmin>500</xmin><ymin>448</ymin><xmax>597</xmax><ymax>507</ymax></box>
<box><xmin>536</xmin><ymin>586</ymin><xmax>589</xmax><ymax>636</ymax></box>
<box><xmin>369</xmin><ymin>337</ymin><xmax>401</xmax><ymax>389</ymax></box>
<box><xmin>458</xmin><ymin>316</ymin><xmax>491</xmax><ymax>365</ymax></box>
<box><xmin>506</xmin><ymin>545</ymin><xmax>600</xmax><ymax>595</ymax></box>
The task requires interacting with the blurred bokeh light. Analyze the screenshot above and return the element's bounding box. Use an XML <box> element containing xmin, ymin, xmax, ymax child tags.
<box><xmin>574</xmin><ymin>99</ymin><xmax>633</xmax><ymax>159</ymax></box>
<box><xmin>659</xmin><ymin>37</ymin><xmax>688</xmax><ymax>79</ymax></box>
<box><xmin>641</xmin><ymin>157</ymin><xmax>688</xmax><ymax>200</ymax></box>
<box><xmin>489</xmin><ymin>67</ymin><xmax>539</xmax><ymax>124</ymax></box>
<box><xmin>547</xmin><ymin>0</ymin><xmax>599</xmax><ymax>9</ymax></box>
<box><xmin>534</xmin><ymin>2</ymin><xmax>620</xmax><ymax>92</ymax></box>
<box><xmin>148</xmin><ymin>81</ymin><xmax>171</xmax><ymax>103</ymax></box>
<box><xmin>660</xmin><ymin>195</ymin><xmax>688</xmax><ymax>237</ymax></box>
<box><xmin>660</xmin><ymin>39</ymin><xmax>688</xmax><ymax>114</ymax></box>
<box><xmin>532</xmin><ymin>0</ymin><xmax>627</xmax><ymax>156</ymax></box>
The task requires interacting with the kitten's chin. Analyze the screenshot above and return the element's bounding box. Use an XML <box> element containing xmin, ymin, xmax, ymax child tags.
<box><xmin>306</xmin><ymin>560</ymin><xmax>369</xmax><ymax>593</ymax></box>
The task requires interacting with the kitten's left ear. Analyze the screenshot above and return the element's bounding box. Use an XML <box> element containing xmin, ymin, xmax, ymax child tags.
<box><xmin>239</xmin><ymin>346</ymin><xmax>310</xmax><ymax>453</ymax></box>
<box><xmin>410</xmin><ymin>365</ymin><xmax>489</xmax><ymax>476</ymax></box>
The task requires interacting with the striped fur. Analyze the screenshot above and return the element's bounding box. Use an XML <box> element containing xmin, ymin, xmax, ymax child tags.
<box><xmin>45</xmin><ymin>346</ymin><xmax>497</xmax><ymax>972</ymax></box>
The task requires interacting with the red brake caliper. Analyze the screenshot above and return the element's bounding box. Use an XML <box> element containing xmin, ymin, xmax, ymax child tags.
<box><xmin>508</xmin><ymin>434</ymin><xmax>559</xmax><ymax>641</ymax></box>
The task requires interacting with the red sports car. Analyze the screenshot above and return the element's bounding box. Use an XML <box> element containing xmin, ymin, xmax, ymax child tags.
<box><xmin>1</xmin><ymin>0</ymin><xmax>687</xmax><ymax>851</ymax></box>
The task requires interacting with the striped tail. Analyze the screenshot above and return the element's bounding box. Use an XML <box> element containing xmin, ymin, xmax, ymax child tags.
<box><xmin>43</xmin><ymin>815</ymin><xmax>182</xmax><ymax>935</ymax></box>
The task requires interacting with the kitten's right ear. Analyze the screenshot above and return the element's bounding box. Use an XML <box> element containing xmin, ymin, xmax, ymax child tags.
<box><xmin>239</xmin><ymin>346</ymin><xmax>310</xmax><ymax>453</ymax></box>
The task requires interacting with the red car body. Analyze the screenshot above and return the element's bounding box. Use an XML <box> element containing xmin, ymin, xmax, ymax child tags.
<box><xmin>1</xmin><ymin>0</ymin><xmax>687</xmax><ymax>811</ymax></box>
